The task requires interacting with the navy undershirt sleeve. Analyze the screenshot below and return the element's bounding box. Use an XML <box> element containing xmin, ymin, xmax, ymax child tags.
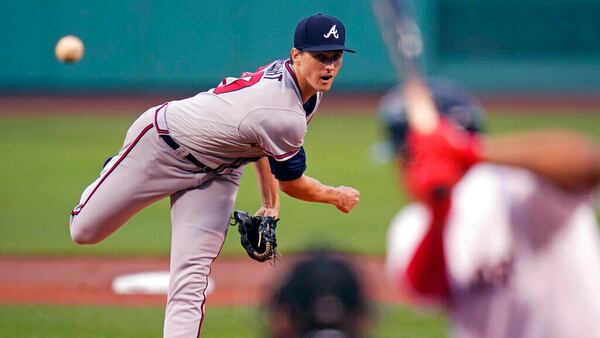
<box><xmin>268</xmin><ymin>147</ymin><xmax>306</xmax><ymax>181</ymax></box>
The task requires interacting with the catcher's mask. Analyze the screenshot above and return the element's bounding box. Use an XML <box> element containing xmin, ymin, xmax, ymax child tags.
<box><xmin>270</xmin><ymin>252</ymin><xmax>367</xmax><ymax>337</ymax></box>
<box><xmin>376</xmin><ymin>78</ymin><xmax>486</xmax><ymax>161</ymax></box>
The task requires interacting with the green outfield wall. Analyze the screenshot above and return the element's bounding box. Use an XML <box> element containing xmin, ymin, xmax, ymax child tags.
<box><xmin>2</xmin><ymin>1</ymin><xmax>599</xmax><ymax>93</ymax></box>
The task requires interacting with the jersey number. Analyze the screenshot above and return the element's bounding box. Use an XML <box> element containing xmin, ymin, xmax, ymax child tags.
<box><xmin>213</xmin><ymin>71</ymin><xmax>264</xmax><ymax>94</ymax></box>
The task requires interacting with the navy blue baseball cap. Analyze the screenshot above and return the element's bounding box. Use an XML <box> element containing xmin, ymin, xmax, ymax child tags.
<box><xmin>294</xmin><ymin>13</ymin><xmax>355</xmax><ymax>53</ymax></box>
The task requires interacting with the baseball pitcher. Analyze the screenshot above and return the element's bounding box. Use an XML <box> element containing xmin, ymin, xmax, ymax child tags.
<box><xmin>69</xmin><ymin>13</ymin><xmax>359</xmax><ymax>338</ymax></box>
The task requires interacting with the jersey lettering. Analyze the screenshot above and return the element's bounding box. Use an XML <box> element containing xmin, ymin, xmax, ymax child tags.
<box><xmin>264</xmin><ymin>61</ymin><xmax>284</xmax><ymax>81</ymax></box>
<box><xmin>214</xmin><ymin>71</ymin><xmax>264</xmax><ymax>94</ymax></box>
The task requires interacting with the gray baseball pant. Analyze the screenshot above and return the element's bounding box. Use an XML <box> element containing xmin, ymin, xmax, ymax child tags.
<box><xmin>69</xmin><ymin>105</ymin><xmax>242</xmax><ymax>338</ymax></box>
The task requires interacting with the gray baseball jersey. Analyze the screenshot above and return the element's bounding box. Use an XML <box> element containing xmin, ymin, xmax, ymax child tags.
<box><xmin>165</xmin><ymin>59</ymin><xmax>322</xmax><ymax>169</ymax></box>
<box><xmin>70</xmin><ymin>58</ymin><xmax>322</xmax><ymax>338</ymax></box>
<box><xmin>387</xmin><ymin>164</ymin><xmax>600</xmax><ymax>338</ymax></box>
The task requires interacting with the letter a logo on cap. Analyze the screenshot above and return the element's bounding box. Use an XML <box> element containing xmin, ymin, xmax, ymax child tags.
<box><xmin>324</xmin><ymin>25</ymin><xmax>339</xmax><ymax>39</ymax></box>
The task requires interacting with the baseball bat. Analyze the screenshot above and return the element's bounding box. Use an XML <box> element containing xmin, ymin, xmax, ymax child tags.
<box><xmin>371</xmin><ymin>0</ymin><xmax>439</xmax><ymax>134</ymax></box>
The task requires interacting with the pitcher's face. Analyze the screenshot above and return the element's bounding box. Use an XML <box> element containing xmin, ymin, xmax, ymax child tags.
<box><xmin>292</xmin><ymin>49</ymin><xmax>343</xmax><ymax>99</ymax></box>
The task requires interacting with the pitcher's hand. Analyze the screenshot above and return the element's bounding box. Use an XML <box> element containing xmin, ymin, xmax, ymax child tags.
<box><xmin>334</xmin><ymin>186</ymin><xmax>360</xmax><ymax>213</ymax></box>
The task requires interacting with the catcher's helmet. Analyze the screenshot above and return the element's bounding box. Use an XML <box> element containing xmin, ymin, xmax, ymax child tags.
<box><xmin>378</xmin><ymin>78</ymin><xmax>486</xmax><ymax>158</ymax></box>
<box><xmin>270</xmin><ymin>252</ymin><xmax>367</xmax><ymax>338</ymax></box>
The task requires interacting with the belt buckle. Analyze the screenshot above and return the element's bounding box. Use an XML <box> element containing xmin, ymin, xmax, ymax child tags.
<box><xmin>216</xmin><ymin>167</ymin><xmax>234</xmax><ymax>175</ymax></box>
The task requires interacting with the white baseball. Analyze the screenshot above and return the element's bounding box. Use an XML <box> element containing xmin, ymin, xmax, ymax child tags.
<box><xmin>55</xmin><ymin>35</ymin><xmax>84</xmax><ymax>63</ymax></box>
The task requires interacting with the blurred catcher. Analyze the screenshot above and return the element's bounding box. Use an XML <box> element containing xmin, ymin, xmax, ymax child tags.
<box><xmin>380</xmin><ymin>76</ymin><xmax>600</xmax><ymax>338</ymax></box>
<box><xmin>267</xmin><ymin>252</ymin><xmax>370</xmax><ymax>338</ymax></box>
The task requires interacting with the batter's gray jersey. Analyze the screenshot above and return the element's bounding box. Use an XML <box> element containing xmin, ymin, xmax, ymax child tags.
<box><xmin>164</xmin><ymin>59</ymin><xmax>322</xmax><ymax>169</ymax></box>
<box><xmin>387</xmin><ymin>164</ymin><xmax>600</xmax><ymax>338</ymax></box>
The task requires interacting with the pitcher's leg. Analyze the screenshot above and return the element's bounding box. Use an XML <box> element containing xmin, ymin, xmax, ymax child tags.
<box><xmin>69</xmin><ymin>108</ymin><xmax>199</xmax><ymax>245</ymax></box>
<box><xmin>69</xmin><ymin>123</ymin><xmax>161</xmax><ymax>244</ymax></box>
<box><xmin>69</xmin><ymin>160</ymin><xmax>164</xmax><ymax>244</ymax></box>
<box><xmin>164</xmin><ymin>174</ymin><xmax>241</xmax><ymax>338</ymax></box>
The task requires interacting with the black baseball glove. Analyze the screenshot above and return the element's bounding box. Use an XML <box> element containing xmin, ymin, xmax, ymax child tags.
<box><xmin>230</xmin><ymin>210</ymin><xmax>279</xmax><ymax>263</ymax></box>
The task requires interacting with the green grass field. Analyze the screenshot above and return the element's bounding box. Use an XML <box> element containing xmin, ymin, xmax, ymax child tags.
<box><xmin>0</xmin><ymin>304</ymin><xmax>446</xmax><ymax>338</ymax></box>
<box><xmin>1</xmin><ymin>109</ymin><xmax>599</xmax><ymax>338</ymax></box>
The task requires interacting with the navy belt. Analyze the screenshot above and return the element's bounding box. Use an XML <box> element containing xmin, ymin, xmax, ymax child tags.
<box><xmin>159</xmin><ymin>135</ymin><xmax>211</xmax><ymax>170</ymax></box>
